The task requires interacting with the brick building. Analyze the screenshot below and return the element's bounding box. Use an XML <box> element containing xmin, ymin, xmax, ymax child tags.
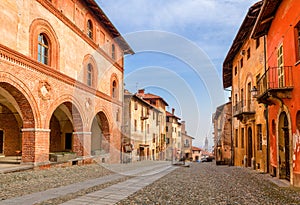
<box><xmin>0</xmin><ymin>0</ymin><xmax>132</xmax><ymax>166</ymax></box>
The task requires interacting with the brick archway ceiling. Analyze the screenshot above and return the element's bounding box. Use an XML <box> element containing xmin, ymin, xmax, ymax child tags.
<box><xmin>63</xmin><ymin>102</ymin><xmax>83</xmax><ymax>132</ymax></box>
<box><xmin>0</xmin><ymin>82</ymin><xmax>35</xmax><ymax>128</ymax></box>
<box><xmin>96</xmin><ymin>111</ymin><xmax>109</xmax><ymax>135</ymax></box>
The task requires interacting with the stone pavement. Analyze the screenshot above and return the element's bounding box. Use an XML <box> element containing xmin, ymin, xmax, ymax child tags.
<box><xmin>0</xmin><ymin>161</ymin><xmax>177</xmax><ymax>205</ymax></box>
<box><xmin>61</xmin><ymin>164</ymin><xmax>177</xmax><ymax>205</ymax></box>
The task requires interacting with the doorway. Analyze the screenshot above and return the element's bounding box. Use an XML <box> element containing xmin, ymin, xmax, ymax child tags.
<box><xmin>248</xmin><ymin>127</ymin><xmax>253</xmax><ymax>167</ymax></box>
<box><xmin>278</xmin><ymin>112</ymin><xmax>290</xmax><ymax>181</ymax></box>
<box><xmin>0</xmin><ymin>130</ymin><xmax>3</xmax><ymax>154</ymax></box>
<box><xmin>65</xmin><ymin>133</ymin><xmax>72</xmax><ymax>150</ymax></box>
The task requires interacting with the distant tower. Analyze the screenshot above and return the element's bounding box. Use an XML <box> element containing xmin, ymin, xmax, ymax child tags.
<box><xmin>204</xmin><ymin>136</ymin><xmax>208</xmax><ymax>151</ymax></box>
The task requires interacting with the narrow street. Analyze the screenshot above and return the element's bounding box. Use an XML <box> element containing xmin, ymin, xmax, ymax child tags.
<box><xmin>1</xmin><ymin>162</ymin><xmax>300</xmax><ymax>204</ymax></box>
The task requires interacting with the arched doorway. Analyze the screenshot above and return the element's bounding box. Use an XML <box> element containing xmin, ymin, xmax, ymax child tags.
<box><xmin>91</xmin><ymin>111</ymin><xmax>110</xmax><ymax>157</ymax></box>
<box><xmin>0</xmin><ymin>82</ymin><xmax>35</xmax><ymax>162</ymax></box>
<box><xmin>278</xmin><ymin>112</ymin><xmax>290</xmax><ymax>181</ymax></box>
<box><xmin>49</xmin><ymin>102</ymin><xmax>83</xmax><ymax>157</ymax></box>
<box><xmin>248</xmin><ymin>127</ymin><xmax>253</xmax><ymax>167</ymax></box>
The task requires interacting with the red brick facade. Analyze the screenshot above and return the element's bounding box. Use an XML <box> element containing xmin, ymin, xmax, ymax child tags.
<box><xmin>0</xmin><ymin>0</ymin><xmax>132</xmax><ymax>165</ymax></box>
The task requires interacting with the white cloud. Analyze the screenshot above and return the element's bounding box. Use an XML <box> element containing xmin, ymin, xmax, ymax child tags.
<box><xmin>98</xmin><ymin>0</ymin><xmax>258</xmax><ymax>32</ymax></box>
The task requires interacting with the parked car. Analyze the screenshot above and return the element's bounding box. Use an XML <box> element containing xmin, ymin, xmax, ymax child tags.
<box><xmin>201</xmin><ymin>155</ymin><xmax>214</xmax><ymax>162</ymax></box>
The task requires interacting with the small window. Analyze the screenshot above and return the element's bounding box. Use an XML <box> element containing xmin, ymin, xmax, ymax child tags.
<box><xmin>116</xmin><ymin>109</ymin><xmax>120</xmax><ymax>122</ymax></box>
<box><xmin>134</xmin><ymin>101</ymin><xmax>138</xmax><ymax>110</ymax></box>
<box><xmin>296</xmin><ymin>23</ymin><xmax>300</xmax><ymax>62</ymax></box>
<box><xmin>240</xmin><ymin>58</ymin><xmax>244</xmax><ymax>68</ymax></box>
<box><xmin>112</xmin><ymin>80</ymin><xmax>117</xmax><ymax>98</ymax></box>
<box><xmin>166</xmin><ymin>138</ymin><xmax>170</xmax><ymax>144</ymax></box>
<box><xmin>247</xmin><ymin>48</ymin><xmax>251</xmax><ymax>60</ymax></box>
<box><xmin>147</xmin><ymin>124</ymin><xmax>149</xmax><ymax>134</ymax></box>
<box><xmin>256</xmin><ymin>38</ymin><xmax>260</xmax><ymax>49</ymax></box>
<box><xmin>257</xmin><ymin>124</ymin><xmax>262</xmax><ymax>151</ymax></box>
<box><xmin>38</xmin><ymin>34</ymin><xmax>49</xmax><ymax>65</ymax></box>
<box><xmin>241</xmin><ymin>128</ymin><xmax>244</xmax><ymax>148</ymax></box>
<box><xmin>87</xmin><ymin>19</ymin><xmax>93</xmax><ymax>39</ymax></box>
<box><xmin>256</xmin><ymin>74</ymin><xmax>260</xmax><ymax>86</ymax></box>
<box><xmin>87</xmin><ymin>63</ymin><xmax>93</xmax><ymax>86</ymax></box>
<box><xmin>134</xmin><ymin>120</ymin><xmax>137</xmax><ymax>132</ymax></box>
<box><xmin>112</xmin><ymin>44</ymin><xmax>116</xmax><ymax>60</ymax></box>
<box><xmin>234</xmin><ymin>66</ymin><xmax>237</xmax><ymax>76</ymax></box>
<box><xmin>235</xmin><ymin>129</ymin><xmax>238</xmax><ymax>148</ymax></box>
<box><xmin>166</xmin><ymin>126</ymin><xmax>168</xmax><ymax>132</ymax></box>
<box><xmin>141</xmin><ymin>121</ymin><xmax>144</xmax><ymax>132</ymax></box>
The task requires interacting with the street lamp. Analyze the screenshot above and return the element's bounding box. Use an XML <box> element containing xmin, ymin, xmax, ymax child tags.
<box><xmin>251</xmin><ymin>86</ymin><xmax>258</xmax><ymax>98</ymax></box>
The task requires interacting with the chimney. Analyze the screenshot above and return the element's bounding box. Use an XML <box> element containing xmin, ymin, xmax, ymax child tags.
<box><xmin>138</xmin><ymin>89</ymin><xmax>145</xmax><ymax>94</ymax></box>
<box><xmin>172</xmin><ymin>108</ymin><xmax>175</xmax><ymax>115</ymax></box>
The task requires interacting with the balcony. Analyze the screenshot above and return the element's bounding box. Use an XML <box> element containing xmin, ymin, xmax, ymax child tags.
<box><xmin>233</xmin><ymin>100</ymin><xmax>255</xmax><ymax>122</ymax></box>
<box><xmin>256</xmin><ymin>66</ymin><xmax>293</xmax><ymax>104</ymax></box>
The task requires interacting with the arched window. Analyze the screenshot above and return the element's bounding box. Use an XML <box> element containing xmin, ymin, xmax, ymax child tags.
<box><xmin>38</xmin><ymin>33</ymin><xmax>49</xmax><ymax>65</ymax></box>
<box><xmin>112</xmin><ymin>80</ymin><xmax>117</xmax><ymax>98</ymax></box>
<box><xmin>112</xmin><ymin>44</ymin><xmax>115</xmax><ymax>60</ymax></box>
<box><xmin>87</xmin><ymin>63</ymin><xmax>93</xmax><ymax>86</ymax></box>
<box><xmin>87</xmin><ymin>20</ymin><xmax>93</xmax><ymax>39</ymax></box>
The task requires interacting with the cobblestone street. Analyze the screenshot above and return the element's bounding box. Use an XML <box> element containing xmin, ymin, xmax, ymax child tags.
<box><xmin>1</xmin><ymin>162</ymin><xmax>300</xmax><ymax>204</ymax></box>
<box><xmin>118</xmin><ymin>163</ymin><xmax>300</xmax><ymax>205</ymax></box>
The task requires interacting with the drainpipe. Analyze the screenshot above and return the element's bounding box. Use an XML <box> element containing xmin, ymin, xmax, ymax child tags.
<box><xmin>263</xmin><ymin>35</ymin><xmax>270</xmax><ymax>173</ymax></box>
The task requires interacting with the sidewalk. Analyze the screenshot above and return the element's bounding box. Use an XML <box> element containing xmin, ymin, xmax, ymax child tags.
<box><xmin>0</xmin><ymin>161</ymin><xmax>177</xmax><ymax>205</ymax></box>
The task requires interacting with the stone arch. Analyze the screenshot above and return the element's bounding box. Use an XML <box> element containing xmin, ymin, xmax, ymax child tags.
<box><xmin>90</xmin><ymin>110</ymin><xmax>111</xmax><ymax>156</ymax></box>
<box><xmin>276</xmin><ymin>105</ymin><xmax>292</xmax><ymax>182</ymax></box>
<box><xmin>29</xmin><ymin>18</ymin><xmax>60</xmax><ymax>69</ymax></box>
<box><xmin>0</xmin><ymin>72</ymin><xmax>39</xmax><ymax>127</ymax></box>
<box><xmin>278</xmin><ymin>111</ymin><xmax>291</xmax><ymax>181</ymax></box>
<box><xmin>47</xmin><ymin>99</ymin><xmax>85</xmax><ymax>157</ymax></box>
<box><xmin>45</xmin><ymin>94</ymin><xmax>85</xmax><ymax>130</ymax></box>
<box><xmin>0</xmin><ymin>74</ymin><xmax>40</xmax><ymax>162</ymax></box>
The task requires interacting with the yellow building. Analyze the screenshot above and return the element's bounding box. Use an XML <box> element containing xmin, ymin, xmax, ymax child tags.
<box><xmin>223</xmin><ymin>1</ymin><xmax>267</xmax><ymax>172</ymax></box>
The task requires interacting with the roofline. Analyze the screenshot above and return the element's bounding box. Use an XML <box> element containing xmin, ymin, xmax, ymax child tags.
<box><xmin>127</xmin><ymin>94</ymin><xmax>162</xmax><ymax>113</ymax></box>
<box><xmin>142</xmin><ymin>96</ymin><xmax>169</xmax><ymax>106</ymax></box>
<box><xmin>222</xmin><ymin>1</ymin><xmax>263</xmax><ymax>88</ymax></box>
<box><xmin>251</xmin><ymin>0</ymin><xmax>282</xmax><ymax>39</ymax></box>
<box><xmin>85</xmin><ymin>0</ymin><xmax>134</xmax><ymax>54</ymax></box>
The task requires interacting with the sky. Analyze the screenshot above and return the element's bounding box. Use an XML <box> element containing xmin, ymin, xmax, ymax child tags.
<box><xmin>97</xmin><ymin>0</ymin><xmax>259</xmax><ymax>149</ymax></box>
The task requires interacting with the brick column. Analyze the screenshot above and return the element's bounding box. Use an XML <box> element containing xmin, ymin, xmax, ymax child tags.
<box><xmin>21</xmin><ymin>128</ymin><xmax>50</xmax><ymax>164</ymax></box>
<box><xmin>73</xmin><ymin>132</ymin><xmax>91</xmax><ymax>157</ymax></box>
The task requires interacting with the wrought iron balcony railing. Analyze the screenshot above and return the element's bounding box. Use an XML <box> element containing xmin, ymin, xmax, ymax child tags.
<box><xmin>257</xmin><ymin>66</ymin><xmax>293</xmax><ymax>99</ymax></box>
<box><xmin>233</xmin><ymin>100</ymin><xmax>255</xmax><ymax>117</ymax></box>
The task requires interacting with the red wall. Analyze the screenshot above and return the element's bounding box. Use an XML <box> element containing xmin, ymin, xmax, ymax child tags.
<box><xmin>267</xmin><ymin>0</ymin><xmax>300</xmax><ymax>173</ymax></box>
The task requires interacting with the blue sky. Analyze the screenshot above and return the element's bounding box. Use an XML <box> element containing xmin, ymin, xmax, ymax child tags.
<box><xmin>97</xmin><ymin>0</ymin><xmax>258</xmax><ymax>149</ymax></box>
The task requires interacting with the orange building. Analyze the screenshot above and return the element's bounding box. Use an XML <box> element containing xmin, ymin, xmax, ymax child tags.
<box><xmin>252</xmin><ymin>0</ymin><xmax>300</xmax><ymax>186</ymax></box>
<box><xmin>223</xmin><ymin>1</ymin><xmax>267</xmax><ymax>172</ymax></box>
<box><xmin>0</xmin><ymin>0</ymin><xmax>132</xmax><ymax>166</ymax></box>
